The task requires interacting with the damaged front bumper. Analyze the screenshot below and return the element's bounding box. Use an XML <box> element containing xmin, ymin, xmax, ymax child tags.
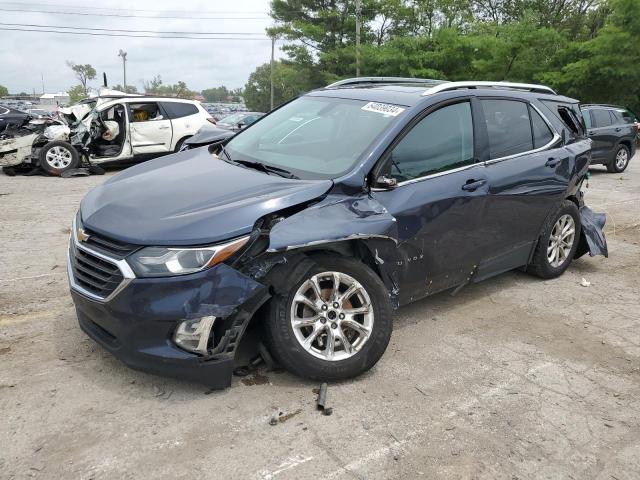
<box><xmin>70</xmin><ymin>260</ymin><xmax>269</xmax><ymax>389</ymax></box>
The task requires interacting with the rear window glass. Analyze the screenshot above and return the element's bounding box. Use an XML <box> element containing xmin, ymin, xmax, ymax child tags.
<box><xmin>592</xmin><ymin>109</ymin><xmax>612</xmax><ymax>128</ymax></box>
<box><xmin>530</xmin><ymin>107</ymin><xmax>554</xmax><ymax>148</ymax></box>
<box><xmin>161</xmin><ymin>102</ymin><xmax>198</xmax><ymax>119</ymax></box>
<box><xmin>481</xmin><ymin>99</ymin><xmax>533</xmax><ymax>159</ymax></box>
<box><xmin>615</xmin><ymin>109</ymin><xmax>636</xmax><ymax>124</ymax></box>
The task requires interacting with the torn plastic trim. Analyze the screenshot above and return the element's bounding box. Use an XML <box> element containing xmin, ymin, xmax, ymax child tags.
<box><xmin>575</xmin><ymin>205</ymin><xmax>608</xmax><ymax>259</ymax></box>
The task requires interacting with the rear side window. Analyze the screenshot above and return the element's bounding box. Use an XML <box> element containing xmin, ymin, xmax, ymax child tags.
<box><xmin>389</xmin><ymin>101</ymin><xmax>474</xmax><ymax>182</ymax></box>
<box><xmin>530</xmin><ymin>108</ymin><xmax>554</xmax><ymax>148</ymax></box>
<box><xmin>161</xmin><ymin>102</ymin><xmax>198</xmax><ymax>119</ymax></box>
<box><xmin>582</xmin><ymin>110</ymin><xmax>592</xmax><ymax>129</ymax></box>
<box><xmin>618</xmin><ymin>109</ymin><xmax>637</xmax><ymax>124</ymax></box>
<box><xmin>481</xmin><ymin>99</ymin><xmax>533</xmax><ymax>159</ymax></box>
<box><xmin>592</xmin><ymin>109</ymin><xmax>612</xmax><ymax>128</ymax></box>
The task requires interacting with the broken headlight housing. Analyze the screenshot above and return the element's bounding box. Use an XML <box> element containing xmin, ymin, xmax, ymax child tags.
<box><xmin>174</xmin><ymin>316</ymin><xmax>216</xmax><ymax>354</ymax></box>
<box><xmin>128</xmin><ymin>236</ymin><xmax>249</xmax><ymax>278</ymax></box>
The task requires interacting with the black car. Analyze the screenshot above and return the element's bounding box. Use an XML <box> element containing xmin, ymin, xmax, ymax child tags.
<box><xmin>216</xmin><ymin>112</ymin><xmax>264</xmax><ymax>131</ymax></box>
<box><xmin>0</xmin><ymin>105</ymin><xmax>31</xmax><ymax>132</ymax></box>
<box><xmin>581</xmin><ymin>104</ymin><xmax>637</xmax><ymax>173</ymax></box>
<box><xmin>180</xmin><ymin>125</ymin><xmax>235</xmax><ymax>150</ymax></box>
<box><xmin>68</xmin><ymin>78</ymin><xmax>608</xmax><ymax>389</ymax></box>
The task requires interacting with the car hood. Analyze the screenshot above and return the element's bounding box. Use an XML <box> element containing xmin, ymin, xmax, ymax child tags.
<box><xmin>80</xmin><ymin>148</ymin><xmax>333</xmax><ymax>246</ymax></box>
<box><xmin>185</xmin><ymin>126</ymin><xmax>235</xmax><ymax>146</ymax></box>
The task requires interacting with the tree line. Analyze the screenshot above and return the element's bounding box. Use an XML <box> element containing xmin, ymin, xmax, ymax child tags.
<box><xmin>243</xmin><ymin>0</ymin><xmax>640</xmax><ymax>113</ymax></box>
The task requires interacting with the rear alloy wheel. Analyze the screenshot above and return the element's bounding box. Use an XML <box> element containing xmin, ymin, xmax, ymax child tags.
<box><xmin>528</xmin><ymin>200</ymin><xmax>581</xmax><ymax>279</ymax></box>
<box><xmin>265</xmin><ymin>255</ymin><xmax>393</xmax><ymax>381</ymax></box>
<box><xmin>607</xmin><ymin>145</ymin><xmax>630</xmax><ymax>173</ymax></box>
<box><xmin>39</xmin><ymin>141</ymin><xmax>79</xmax><ymax>176</ymax></box>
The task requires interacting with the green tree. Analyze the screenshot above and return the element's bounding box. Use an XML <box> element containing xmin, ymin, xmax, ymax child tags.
<box><xmin>202</xmin><ymin>86</ymin><xmax>230</xmax><ymax>102</ymax></box>
<box><xmin>111</xmin><ymin>84</ymin><xmax>138</xmax><ymax>94</ymax></box>
<box><xmin>244</xmin><ymin>61</ymin><xmax>323</xmax><ymax>112</ymax></box>
<box><xmin>0</xmin><ymin>84</ymin><xmax>8</xmax><ymax>96</ymax></box>
<box><xmin>143</xmin><ymin>76</ymin><xmax>196</xmax><ymax>98</ymax></box>
<box><xmin>66</xmin><ymin>62</ymin><xmax>96</xmax><ymax>96</ymax></box>
<box><xmin>68</xmin><ymin>85</ymin><xmax>88</xmax><ymax>104</ymax></box>
<box><xmin>542</xmin><ymin>0</ymin><xmax>640</xmax><ymax>112</ymax></box>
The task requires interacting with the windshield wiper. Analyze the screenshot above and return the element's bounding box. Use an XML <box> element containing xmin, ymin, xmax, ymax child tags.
<box><xmin>233</xmin><ymin>159</ymin><xmax>299</xmax><ymax>179</ymax></box>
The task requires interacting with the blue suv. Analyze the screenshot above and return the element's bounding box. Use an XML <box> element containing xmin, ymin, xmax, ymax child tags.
<box><xmin>68</xmin><ymin>78</ymin><xmax>608</xmax><ymax>388</ymax></box>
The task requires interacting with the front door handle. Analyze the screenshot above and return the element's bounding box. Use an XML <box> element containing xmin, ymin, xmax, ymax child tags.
<box><xmin>461</xmin><ymin>179</ymin><xmax>486</xmax><ymax>192</ymax></box>
<box><xmin>158</xmin><ymin>125</ymin><xmax>170</xmax><ymax>130</ymax></box>
<box><xmin>615</xmin><ymin>127</ymin><xmax>622</xmax><ymax>132</ymax></box>
<box><xmin>545</xmin><ymin>157</ymin><xmax>561</xmax><ymax>168</ymax></box>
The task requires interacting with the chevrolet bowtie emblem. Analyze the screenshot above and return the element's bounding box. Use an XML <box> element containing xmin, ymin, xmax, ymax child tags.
<box><xmin>77</xmin><ymin>228</ymin><xmax>90</xmax><ymax>242</ymax></box>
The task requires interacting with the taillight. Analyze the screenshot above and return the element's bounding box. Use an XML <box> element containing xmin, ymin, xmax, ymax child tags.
<box><xmin>207</xmin><ymin>117</ymin><xmax>216</xmax><ymax>125</ymax></box>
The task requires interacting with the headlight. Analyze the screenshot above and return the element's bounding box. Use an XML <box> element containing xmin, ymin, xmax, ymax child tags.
<box><xmin>128</xmin><ymin>236</ymin><xmax>249</xmax><ymax>277</ymax></box>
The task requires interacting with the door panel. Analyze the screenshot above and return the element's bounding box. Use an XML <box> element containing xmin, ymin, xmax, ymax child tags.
<box><xmin>129</xmin><ymin>103</ymin><xmax>173</xmax><ymax>154</ymax></box>
<box><xmin>373</xmin><ymin>165</ymin><xmax>488</xmax><ymax>303</ymax></box>
<box><xmin>477</xmin><ymin>145</ymin><xmax>572</xmax><ymax>280</ymax></box>
<box><xmin>587</xmin><ymin>109</ymin><xmax>616</xmax><ymax>162</ymax></box>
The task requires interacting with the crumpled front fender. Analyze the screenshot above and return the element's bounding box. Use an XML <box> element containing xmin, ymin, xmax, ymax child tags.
<box><xmin>265</xmin><ymin>193</ymin><xmax>401</xmax><ymax>306</ymax></box>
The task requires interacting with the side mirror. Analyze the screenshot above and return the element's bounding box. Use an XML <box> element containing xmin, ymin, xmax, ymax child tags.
<box><xmin>374</xmin><ymin>175</ymin><xmax>398</xmax><ymax>190</ymax></box>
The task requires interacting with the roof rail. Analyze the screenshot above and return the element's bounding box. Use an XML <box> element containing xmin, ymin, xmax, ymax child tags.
<box><xmin>422</xmin><ymin>81</ymin><xmax>556</xmax><ymax>96</ymax></box>
<box><xmin>326</xmin><ymin>77</ymin><xmax>447</xmax><ymax>89</ymax></box>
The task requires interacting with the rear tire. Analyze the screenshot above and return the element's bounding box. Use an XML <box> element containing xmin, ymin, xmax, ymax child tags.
<box><xmin>39</xmin><ymin>141</ymin><xmax>79</xmax><ymax>176</ymax></box>
<box><xmin>265</xmin><ymin>254</ymin><xmax>393</xmax><ymax>382</ymax></box>
<box><xmin>528</xmin><ymin>200</ymin><xmax>581</xmax><ymax>279</ymax></box>
<box><xmin>606</xmin><ymin>144</ymin><xmax>630</xmax><ymax>173</ymax></box>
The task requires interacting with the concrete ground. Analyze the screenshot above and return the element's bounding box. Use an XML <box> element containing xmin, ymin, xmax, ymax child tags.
<box><xmin>1</xmin><ymin>156</ymin><xmax>639</xmax><ymax>480</ymax></box>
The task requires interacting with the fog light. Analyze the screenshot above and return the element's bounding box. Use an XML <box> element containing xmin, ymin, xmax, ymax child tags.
<box><xmin>173</xmin><ymin>316</ymin><xmax>216</xmax><ymax>355</ymax></box>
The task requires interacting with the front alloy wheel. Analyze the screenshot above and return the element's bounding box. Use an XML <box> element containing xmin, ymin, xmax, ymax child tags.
<box><xmin>290</xmin><ymin>272</ymin><xmax>374</xmax><ymax>361</ymax></box>
<box><xmin>265</xmin><ymin>254</ymin><xmax>393</xmax><ymax>381</ymax></box>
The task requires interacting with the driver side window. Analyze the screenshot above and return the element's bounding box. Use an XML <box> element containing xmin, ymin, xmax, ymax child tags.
<box><xmin>389</xmin><ymin>102</ymin><xmax>474</xmax><ymax>183</ymax></box>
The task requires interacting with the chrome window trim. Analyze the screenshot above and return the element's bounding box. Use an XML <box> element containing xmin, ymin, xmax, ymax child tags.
<box><xmin>67</xmin><ymin>216</ymin><xmax>135</xmax><ymax>303</ymax></box>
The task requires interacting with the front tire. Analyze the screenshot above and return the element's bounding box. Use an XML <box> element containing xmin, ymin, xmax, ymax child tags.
<box><xmin>265</xmin><ymin>254</ymin><xmax>393</xmax><ymax>382</ymax></box>
<box><xmin>39</xmin><ymin>141</ymin><xmax>79</xmax><ymax>176</ymax></box>
<box><xmin>528</xmin><ymin>200</ymin><xmax>581</xmax><ymax>279</ymax></box>
<box><xmin>606</xmin><ymin>144</ymin><xmax>630</xmax><ymax>173</ymax></box>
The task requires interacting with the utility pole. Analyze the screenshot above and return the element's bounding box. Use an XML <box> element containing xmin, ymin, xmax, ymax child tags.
<box><xmin>41</xmin><ymin>73</ymin><xmax>44</xmax><ymax>94</ymax></box>
<box><xmin>356</xmin><ymin>0</ymin><xmax>362</xmax><ymax>77</ymax></box>
<box><xmin>118</xmin><ymin>49</ymin><xmax>128</xmax><ymax>91</ymax></box>
<box><xmin>270</xmin><ymin>36</ymin><xmax>275</xmax><ymax>111</ymax></box>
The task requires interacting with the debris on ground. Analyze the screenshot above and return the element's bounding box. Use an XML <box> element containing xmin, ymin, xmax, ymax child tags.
<box><xmin>580</xmin><ymin>277</ymin><xmax>591</xmax><ymax>287</ymax></box>
<box><xmin>316</xmin><ymin>382</ymin><xmax>333</xmax><ymax>415</ymax></box>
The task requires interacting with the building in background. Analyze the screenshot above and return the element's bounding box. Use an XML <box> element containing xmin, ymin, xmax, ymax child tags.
<box><xmin>39</xmin><ymin>92</ymin><xmax>70</xmax><ymax>106</ymax></box>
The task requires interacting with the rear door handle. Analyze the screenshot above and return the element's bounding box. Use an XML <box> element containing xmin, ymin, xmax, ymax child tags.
<box><xmin>615</xmin><ymin>127</ymin><xmax>622</xmax><ymax>132</ymax></box>
<box><xmin>461</xmin><ymin>179</ymin><xmax>486</xmax><ymax>192</ymax></box>
<box><xmin>545</xmin><ymin>158</ymin><xmax>561</xmax><ymax>168</ymax></box>
<box><xmin>158</xmin><ymin>125</ymin><xmax>170</xmax><ymax>130</ymax></box>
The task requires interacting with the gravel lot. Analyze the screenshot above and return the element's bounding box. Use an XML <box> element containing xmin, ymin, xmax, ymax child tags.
<box><xmin>1</xmin><ymin>157</ymin><xmax>639</xmax><ymax>480</ymax></box>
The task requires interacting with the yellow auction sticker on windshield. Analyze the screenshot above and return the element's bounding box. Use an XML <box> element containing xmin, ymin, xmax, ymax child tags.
<box><xmin>361</xmin><ymin>102</ymin><xmax>405</xmax><ymax>117</ymax></box>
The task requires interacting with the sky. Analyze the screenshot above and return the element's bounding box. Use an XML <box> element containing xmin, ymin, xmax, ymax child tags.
<box><xmin>0</xmin><ymin>0</ymin><xmax>282</xmax><ymax>95</ymax></box>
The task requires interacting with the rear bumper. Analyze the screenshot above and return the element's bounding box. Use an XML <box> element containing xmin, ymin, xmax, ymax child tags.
<box><xmin>70</xmin><ymin>262</ymin><xmax>268</xmax><ymax>389</ymax></box>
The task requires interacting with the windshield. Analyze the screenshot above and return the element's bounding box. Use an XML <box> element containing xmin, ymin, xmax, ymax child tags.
<box><xmin>224</xmin><ymin>96</ymin><xmax>405</xmax><ymax>180</ymax></box>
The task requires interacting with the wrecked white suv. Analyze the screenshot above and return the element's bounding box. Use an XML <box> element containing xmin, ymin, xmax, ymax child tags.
<box><xmin>0</xmin><ymin>89</ymin><xmax>213</xmax><ymax>176</ymax></box>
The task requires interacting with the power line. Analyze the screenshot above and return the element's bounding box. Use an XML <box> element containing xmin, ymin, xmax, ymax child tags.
<box><xmin>0</xmin><ymin>7</ymin><xmax>268</xmax><ymax>20</ymax></box>
<box><xmin>0</xmin><ymin>27</ymin><xmax>272</xmax><ymax>40</ymax></box>
<box><xmin>0</xmin><ymin>1</ymin><xmax>268</xmax><ymax>15</ymax></box>
<box><xmin>0</xmin><ymin>22</ymin><xmax>267</xmax><ymax>35</ymax></box>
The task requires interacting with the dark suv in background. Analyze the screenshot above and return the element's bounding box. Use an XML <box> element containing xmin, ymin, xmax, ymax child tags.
<box><xmin>581</xmin><ymin>104</ymin><xmax>637</xmax><ymax>173</ymax></box>
<box><xmin>69</xmin><ymin>78</ymin><xmax>608</xmax><ymax>389</ymax></box>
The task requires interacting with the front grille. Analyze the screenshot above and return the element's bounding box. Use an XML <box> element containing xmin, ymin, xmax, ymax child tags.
<box><xmin>81</xmin><ymin>228</ymin><xmax>139</xmax><ymax>259</ymax></box>
<box><xmin>70</xmin><ymin>243</ymin><xmax>125</xmax><ymax>299</ymax></box>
